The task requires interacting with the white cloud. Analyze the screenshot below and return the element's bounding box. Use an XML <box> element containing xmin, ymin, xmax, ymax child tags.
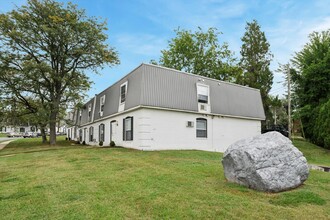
<box><xmin>268</xmin><ymin>16</ymin><xmax>330</xmax><ymax>96</ymax></box>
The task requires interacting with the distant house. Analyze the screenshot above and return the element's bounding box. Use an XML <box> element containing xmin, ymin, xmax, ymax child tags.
<box><xmin>67</xmin><ymin>64</ymin><xmax>265</xmax><ymax>152</ymax></box>
<box><xmin>0</xmin><ymin>125</ymin><xmax>37</xmax><ymax>134</ymax></box>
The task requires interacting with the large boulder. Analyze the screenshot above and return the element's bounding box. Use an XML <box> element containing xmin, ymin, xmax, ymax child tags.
<box><xmin>222</xmin><ymin>132</ymin><xmax>309</xmax><ymax>192</ymax></box>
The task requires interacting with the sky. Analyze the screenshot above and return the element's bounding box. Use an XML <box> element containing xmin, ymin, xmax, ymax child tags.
<box><xmin>1</xmin><ymin>0</ymin><xmax>330</xmax><ymax>100</ymax></box>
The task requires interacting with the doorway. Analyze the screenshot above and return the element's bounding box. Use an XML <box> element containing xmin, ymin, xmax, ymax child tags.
<box><xmin>110</xmin><ymin>120</ymin><xmax>117</xmax><ymax>142</ymax></box>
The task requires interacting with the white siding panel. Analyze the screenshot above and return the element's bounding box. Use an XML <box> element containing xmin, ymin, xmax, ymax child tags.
<box><xmin>138</xmin><ymin>108</ymin><xmax>261</xmax><ymax>152</ymax></box>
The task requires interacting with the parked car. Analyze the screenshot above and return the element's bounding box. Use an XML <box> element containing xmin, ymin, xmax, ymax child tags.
<box><xmin>262</xmin><ymin>125</ymin><xmax>289</xmax><ymax>137</ymax></box>
<box><xmin>7</xmin><ymin>132</ymin><xmax>22</xmax><ymax>137</ymax></box>
<box><xmin>23</xmin><ymin>132</ymin><xmax>38</xmax><ymax>138</ymax></box>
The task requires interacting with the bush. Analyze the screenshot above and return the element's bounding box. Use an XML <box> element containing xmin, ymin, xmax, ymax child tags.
<box><xmin>110</xmin><ymin>141</ymin><xmax>116</xmax><ymax>147</ymax></box>
<box><xmin>82</xmin><ymin>141</ymin><xmax>86</xmax><ymax>145</ymax></box>
<box><xmin>99</xmin><ymin>141</ymin><xmax>103</xmax><ymax>146</ymax></box>
<box><xmin>75</xmin><ymin>140</ymin><xmax>80</xmax><ymax>144</ymax></box>
<box><xmin>65</xmin><ymin>137</ymin><xmax>68</xmax><ymax>141</ymax></box>
<box><xmin>313</xmin><ymin>100</ymin><xmax>330</xmax><ymax>149</ymax></box>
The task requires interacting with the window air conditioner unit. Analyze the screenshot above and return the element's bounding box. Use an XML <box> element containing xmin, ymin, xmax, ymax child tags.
<box><xmin>99</xmin><ymin>111</ymin><xmax>103</xmax><ymax>117</ymax></box>
<box><xmin>186</xmin><ymin>121</ymin><xmax>194</xmax><ymax>127</ymax></box>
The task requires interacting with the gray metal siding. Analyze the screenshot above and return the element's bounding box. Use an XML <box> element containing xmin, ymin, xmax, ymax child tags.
<box><xmin>93</xmin><ymin>65</ymin><xmax>143</xmax><ymax>121</ymax></box>
<box><xmin>140</xmin><ymin>65</ymin><xmax>198</xmax><ymax>111</ymax></box>
<box><xmin>209</xmin><ymin>80</ymin><xmax>265</xmax><ymax>119</ymax></box>
<box><xmin>77</xmin><ymin>63</ymin><xmax>265</xmax><ymax>124</ymax></box>
<box><xmin>80</xmin><ymin>98</ymin><xmax>94</xmax><ymax>125</ymax></box>
<box><xmin>141</xmin><ymin>64</ymin><xmax>265</xmax><ymax>119</ymax></box>
<box><xmin>124</xmin><ymin>66</ymin><xmax>143</xmax><ymax>110</ymax></box>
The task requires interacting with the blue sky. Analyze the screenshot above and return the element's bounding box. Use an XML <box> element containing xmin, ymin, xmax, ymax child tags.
<box><xmin>2</xmin><ymin>0</ymin><xmax>330</xmax><ymax>99</ymax></box>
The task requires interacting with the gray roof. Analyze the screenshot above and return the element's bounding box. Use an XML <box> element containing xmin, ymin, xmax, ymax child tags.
<box><xmin>76</xmin><ymin>64</ymin><xmax>265</xmax><ymax>125</ymax></box>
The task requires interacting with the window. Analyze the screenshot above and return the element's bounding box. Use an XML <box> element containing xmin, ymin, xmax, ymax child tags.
<box><xmin>89</xmin><ymin>126</ymin><xmax>94</xmax><ymax>142</ymax></box>
<box><xmin>120</xmin><ymin>83</ymin><xmax>127</xmax><ymax>103</ymax></box>
<box><xmin>79</xmin><ymin>129</ymin><xmax>82</xmax><ymax>142</ymax></box>
<box><xmin>196</xmin><ymin>118</ymin><xmax>207</xmax><ymax>138</ymax></box>
<box><xmin>84</xmin><ymin>128</ymin><xmax>87</xmax><ymax>142</ymax></box>
<box><xmin>123</xmin><ymin>116</ymin><xmax>133</xmax><ymax>141</ymax></box>
<box><xmin>197</xmin><ymin>84</ymin><xmax>209</xmax><ymax>104</ymax></box>
<box><xmin>79</xmin><ymin>110</ymin><xmax>82</xmax><ymax>122</ymax></box>
<box><xmin>100</xmin><ymin>95</ymin><xmax>105</xmax><ymax>116</ymax></box>
<box><xmin>88</xmin><ymin>104</ymin><xmax>92</xmax><ymax>121</ymax></box>
<box><xmin>99</xmin><ymin>124</ymin><xmax>105</xmax><ymax>142</ymax></box>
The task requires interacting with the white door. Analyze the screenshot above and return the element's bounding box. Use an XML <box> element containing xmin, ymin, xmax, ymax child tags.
<box><xmin>110</xmin><ymin>121</ymin><xmax>118</xmax><ymax>143</ymax></box>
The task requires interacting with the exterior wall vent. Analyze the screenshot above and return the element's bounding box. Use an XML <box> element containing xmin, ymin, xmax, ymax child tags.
<box><xmin>186</xmin><ymin>121</ymin><xmax>194</xmax><ymax>127</ymax></box>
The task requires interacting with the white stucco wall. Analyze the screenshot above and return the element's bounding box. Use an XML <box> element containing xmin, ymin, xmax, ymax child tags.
<box><xmin>137</xmin><ymin>108</ymin><xmax>261</xmax><ymax>152</ymax></box>
<box><xmin>74</xmin><ymin>109</ymin><xmax>144</xmax><ymax>149</ymax></box>
<box><xmin>71</xmin><ymin>107</ymin><xmax>261</xmax><ymax>152</ymax></box>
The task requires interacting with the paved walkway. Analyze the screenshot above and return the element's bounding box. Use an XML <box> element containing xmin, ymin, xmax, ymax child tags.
<box><xmin>0</xmin><ymin>140</ymin><xmax>14</xmax><ymax>150</ymax></box>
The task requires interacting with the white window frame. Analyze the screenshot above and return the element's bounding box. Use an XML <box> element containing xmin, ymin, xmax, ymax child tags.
<box><xmin>196</xmin><ymin>83</ymin><xmax>210</xmax><ymax>104</ymax></box>
<box><xmin>89</xmin><ymin>126</ymin><xmax>94</xmax><ymax>142</ymax></box>
<box><xmin>88</xmin><ymin>104</ymin><xmax>92</xmax><ymax>121</ymax></box>
<box><xmin>99</xmin><ymin>95</ymin><xmax>105</xmax><ymax>116</ymax></box>
<box><xmin>99</xmin><ymin>123</ymin><xmax>105</xmax><ymax>142</ymax></box>
<box><xmin>123</xmin><ymin>116</ymin><xmax>133</xmax><ymax>141</ymax></box>
<box><xmin>120</xmin><ymin>82</ymin><xmax>128</xmax><ymax>104</ymax></box>
<box><xmin>196</xmin><ymin>118</ymin><xmax>207</xmax><ymax>138</ymax></box>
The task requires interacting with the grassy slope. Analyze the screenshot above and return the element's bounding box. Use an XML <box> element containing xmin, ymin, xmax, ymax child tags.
<box><xmin>0</xmin><ymin>138</ymin><xmax>329</xmax><ymax>219</ymax></box>
<box><xmin>293</xmin><ymin>139</ymin><xmax>330</xmax><ymax>166</ymax></box>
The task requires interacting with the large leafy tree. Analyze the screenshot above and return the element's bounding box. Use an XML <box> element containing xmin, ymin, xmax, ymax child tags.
<box><xmin>0</xmin><ymin>0</ymin><xmax>119</xmax><ymax>145</ymax></box>
<box><xmin>239</xmin><ymin>20</ymin><xmax>273</xmax><ymax>126</ymax></box>
<box><xmin>292</xmin><ymin>30</ymin><xmax>330</xmax><ymax>148</ymax></box>
<box><xmin>156</xmin><ymin>27</ymin><xmax>241</xmax><ymax>82</ymax></box>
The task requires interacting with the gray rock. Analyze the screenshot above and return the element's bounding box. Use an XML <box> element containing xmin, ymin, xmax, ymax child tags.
<box><xmin>221</xmin><ymin>131</ymin><xmax>309</xmax><ymax>192</ymax></box>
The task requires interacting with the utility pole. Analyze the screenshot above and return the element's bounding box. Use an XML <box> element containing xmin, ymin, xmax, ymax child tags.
<box><xmin>287</xmin><ymin>65</ymin><xmax>291</xmax><ymax>139</ymax></box>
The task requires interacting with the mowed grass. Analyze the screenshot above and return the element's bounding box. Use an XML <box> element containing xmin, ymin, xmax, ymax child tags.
<box><xmin>0</xmin><ymin>137</ymin><xmax>329</xmax><ymax>219</ymax></box>
<box><xmin>0</xmin><ymin>133</ymin><xmax>8</xmax><ymax>137</ymax></box>
<box><xmin>293</xmin><ymin>139</ymin><xmax>330</xmax><ymax>166</ymax></box>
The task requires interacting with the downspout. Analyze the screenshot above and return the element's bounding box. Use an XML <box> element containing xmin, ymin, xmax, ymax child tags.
<box><xmin>211</xmin><ymin>115</ymin><xmax>214</xmax><ymax>151</ymax></box>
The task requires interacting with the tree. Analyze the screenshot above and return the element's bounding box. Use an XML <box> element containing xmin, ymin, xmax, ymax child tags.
<box><xmin>239</xmin><ymin>20</ymin><xmax>274</xmax><ymax>127</ymax></box>
<box><xmin>156</xmin><ymin>27</ymin><xmax>241</xmax><ymax>82</ymax></box>
<box><xmin>292</xmin><ymin>30</ymin><xmax>330</xmax><ymax>148</ymax></box>
<box><xmin>0</xmin><ymin>0</ymin><xmax>119</xmax><ymax>145</ymax></box>
<box><xmin>269</xmin><ymin>95</ymin><xmax>282</xmax><ymax>125</ymax></box>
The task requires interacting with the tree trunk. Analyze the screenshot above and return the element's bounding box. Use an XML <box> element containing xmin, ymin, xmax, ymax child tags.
<box><xmin>40</xmin><ymin>126</ymin><xmax>47</xmax><ymax>143</ymax></box>
<box><xmin>49</xmin><ymin>110</ymin><xmax>58</xmax><ymax>145</ymax></box>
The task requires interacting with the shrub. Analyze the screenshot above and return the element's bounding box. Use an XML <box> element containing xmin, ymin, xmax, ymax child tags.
<box><xmin>313</xmin><ymin>100</ymin><xmax>330</xmax><ymax>149</ymax></box>
<box><xmin>99</xmin><ymin>141</ymin><xmax>103</xmax><ymax>146</ymax></box>
<box><xmin>110</xmin><ymin>141</ymin><xmax>116</xmax><ymax>147</ymax></box>
<box><xmin>65</xmin><ymin>137</ymin><xmax>68</xmax><ymax>141</ymax></box>
<box><xmin>75</xmin><ymin>140</ymin><xmax>80</xmax><ymax>144</ymax></box>
<box><xmin>82</xmin><ymin>141</ymin><xmax>86</xmax><ymax>145</ymax></box>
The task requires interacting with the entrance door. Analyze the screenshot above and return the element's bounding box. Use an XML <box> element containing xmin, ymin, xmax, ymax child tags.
<box><xmin>110</xmin><ymin>121</ymin><xmax>118</xmax><ymax>142</ymax></box>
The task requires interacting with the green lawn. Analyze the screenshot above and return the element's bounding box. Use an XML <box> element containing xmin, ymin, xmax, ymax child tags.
<box><xmin>293</xmin><ymin>139</ymin><xmax>330</xmax><ymax>166</ymax></box>
<box><xmin>0</xmin><ymin>137</ymin><xmax>329</xmax><ymax>219</ymax></box>
<box><xmin>0</xmin><ymin>133</ymin><xmax>8</xmax><ymax>137</ymax></box>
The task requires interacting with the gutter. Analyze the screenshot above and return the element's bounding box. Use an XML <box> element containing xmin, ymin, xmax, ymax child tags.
<box><xmin>77</xmin><ymin>105</ymin><xmax>264</xmax><ymax>128</ymax></box>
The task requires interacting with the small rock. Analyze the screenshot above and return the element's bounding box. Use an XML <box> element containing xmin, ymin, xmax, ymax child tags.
<box><xmin>221</xmin><ymin>132</ymin><xmax>309</xmax><ymax>192</ymax></box>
